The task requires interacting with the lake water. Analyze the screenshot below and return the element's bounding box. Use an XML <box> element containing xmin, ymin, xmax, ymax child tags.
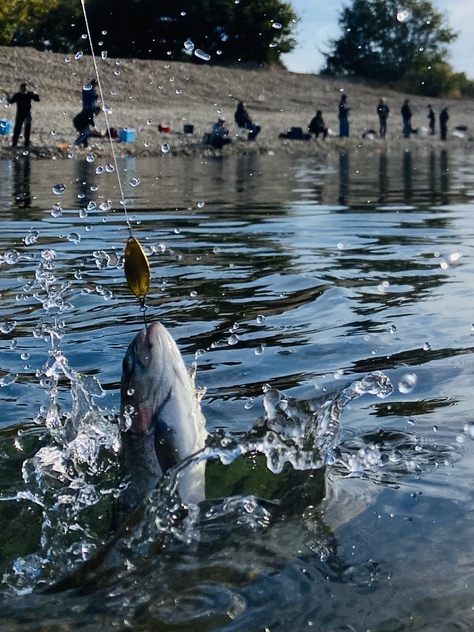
<box><xmin>0</xmin><ymin>148</ymin><xmax>473</xmax><ymax>631</ymax></box>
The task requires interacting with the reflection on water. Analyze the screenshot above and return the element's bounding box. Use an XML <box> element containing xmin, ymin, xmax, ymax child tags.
<box><xmin>0</xmin><ymin>148</ymin><xmax>469</xmax><ymax>214</ymax></box>
<box><xmin>0</xmin><ymin>149</ymin><xmax>473</xmax><ymax>631</ymax></box>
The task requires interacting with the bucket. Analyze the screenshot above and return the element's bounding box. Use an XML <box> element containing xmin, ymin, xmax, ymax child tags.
<box><xmin>0</xmin><ymin>120</ymin><xmax>12</xmax><ymax>135</ymax></box>
<box><xmin>119</xmin><ymin>128</ymin><xmax>136</xmax><ymax>142</ymax></box>
<box><xmin>183</xmin><ymin>124</ymin><xmax>194</xmax><ymax>134</ymax></box>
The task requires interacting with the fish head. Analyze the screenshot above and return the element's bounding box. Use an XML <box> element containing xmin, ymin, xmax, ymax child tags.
<box><xmin>121</xmin><ymin>321</ymin><xmax>182</xmax><ymax>434</ymax></box>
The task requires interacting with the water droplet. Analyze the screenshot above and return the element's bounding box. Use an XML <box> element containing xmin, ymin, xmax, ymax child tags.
<box><xmin>254</xmin><ymin>343</ymin><xmax>266</xmax><ymax>355</ymax></box>
<box><xmin>184</xmin><ymin>39</ymin><xmax>194</xmax><ymax>51</ymax></box>
<box><xmin>129</xmin><ymin>177</ymin><xmax>140</xmax><ymax>187</ymax></box>
<box><xmin>216</xmin><ymin>50</ymin><xmax>222</xmax><ymax>55</ymax></box>
<box><xmin>105</xmin><ymin>163</ymin><xmax>114</xmax><ymax>173</ymax></box>
<box><xmin>174</xmin><ymin>227</ymin><xmax>181</xmax><ymax>234</ymax></box>
<box><xmin>24</xmin><ymin>231</ymin><xmax>39</xmax><ymax>246</ymax></box>
<box><xmin>86</xmin><ymin>201</ymin><xmax>97</xmax><ymax>211</ymax></box>
<box><xmin>116</xmin><ymin>60</ymin><xmax>121</xmax><ymax>66</ymax></box>
<box><xmin>389</xmin><ymin>325</ymin><xmax>396</xmax><ymax>334</ymax></box>
<box><xmin>146</xmin><ymin>118</ymin><xmax>153</xmax><ymax>125</ymax></box>
<box><xmin>50</xmin><ymin>203</ymin><xmax>62</xmax><ymax>217</ymax></box>
<box><xmin>175</xmin><ymin>89</ymin><xmax>182</xmax><ymax>95</ymax></box>
<box><xmin>102</xmin><ymin>30</ymin><xmax>107</xmax><ymax>35</ymax></box>
<box><xmin>52</xmin><ymin>184</ymin><xmax>66</xmax><ymax>195</ymax></box>
<box><xmin>269</xmin><ymin>42</ymin><xmax>278</xmax><ymax>48</ymax></box>
<box><xmin>256</xmin><ymin>314</ymin><xmax>266</xmax><ymax>324</ymax></box>
<box><xmin>86</xmin><ymin>154</ymin><xmax>95</xmax><ymax>163</ymax></box>
<box><xmin>161</xmin><ymin>143</ymin><xmax>170</xmax><ymax>153</ymax></box>
<box><xmin>423</xmin><ymin>341</ymin><xmax>431</xmax><ymax>351</ymax></box>
<box><xmin>83</xmin><ymin>83</ymin><xmax>93</xmax><ymax>91</ymax></box>
<box><xmin>194</xmin><ymin>49</ymin><xmax>211</xmax><ymax>61</ymax></box>
<box><xmin>127</xmin><ymin>388</ymin><xmax>135</xmax><ymax>396</ymax></box>
<box><xmin>190</xmin><ymin>290</ymin><xmax>197</xmax><ymax>298</ymax></box>
<box><xmin>81</xmin><ymin>33</ymin><xmax>87</xmax><ymax>39</ymax></box>
<box><xmin>65</xmin><ymin>56</ymin><xmax>72</xmax><ymax>63</ymax></box>
<box><xmin>114</xmin><ymin>70</ymin><xmax>121</xmax><ymax>76</ymax></box>
<box><xmin>0</xmin><ymin>373</ymin><xmax>17</xmax><ymax>387</ymax></box>
<box><xmin>272</xmin><ymin>22</ymin><xmax>282</xmax><ymax>29</ymax></box>
<box><xmin>398</xmin><ymin>373</ymin><xmax>417</xmax><ymax>394</ymax></box>
<box><xmin>396</xmin><ymin>7</ymin><xmax>412</xmax><ymax>22</ymax></box>
<box><xmin>244</xmin><ymin>397</ymin><xmax>255</xmax><ymax>410</ymax></box>
<box><xmin>50</xmin><ymin>129</ymin><xmax>57</xmax><ymax>136</ymax></box>
<box><xmin>228</xmin><ymin>334</ymin><xmax>239</xmax><ymax>346</ymax></box>
<box><xmin>197</xmin><ymin>201</ymin><xmax>205</xmax><ymax>208</ymax></box>
<box><xmin>0</xmin><ymin>320</ymin><xmax>16</xmax><ymax>334</ymax></box>
<box><xmin>67</xmin><ymin>232</ymin><xmax>81</xmax><ymax>244</ymax></box>
<box><xmin>101</xmin><ymin>50</ymin><xmax>108</xmax><ymax>59</ymax></box>
<box><xmin>79</xmin><ymin>208</ymin><xmax>88</xmax><ymax>219</ymax></box>
<box><xmin>75</xmin><ymin>51</ymin><xmax>84</xmax><ymax>60</ymax></box>
<box><xmin>90</xmin><ymin>185</ymin><xmax>99</xmax><ymax>192</ymax></box>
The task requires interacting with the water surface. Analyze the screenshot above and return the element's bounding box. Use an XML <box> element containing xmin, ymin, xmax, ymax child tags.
<box><xmin>0</xmin><ymin>148</ymin><xmax>473</xmax><ymax>631</ymax></box>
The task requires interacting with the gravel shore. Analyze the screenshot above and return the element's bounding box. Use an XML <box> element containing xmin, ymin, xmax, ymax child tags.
<box><xmin>1</xmin><ymin>46</ymin><xmax>473</xmax><ymax>160</ymax></box>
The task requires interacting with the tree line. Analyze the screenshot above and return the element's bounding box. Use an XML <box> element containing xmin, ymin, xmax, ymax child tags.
<box><xmin>1</xmin><ymin>0</ymin><xmax>472</xmax><ymax>97</ymax></box>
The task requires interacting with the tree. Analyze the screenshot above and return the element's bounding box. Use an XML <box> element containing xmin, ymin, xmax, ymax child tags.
<box><xmin>322</xmin><ymin>0</ymin><xmax>457</xmax><ymax>84</ymax></box>
<box><xmin>6</xmin><ymin>0</ymin><xmax>298</xmax><ymax>66</ymax></box>
<box><xmin>0</xmin><ymin>0</ymin><xmax>61</xmax><ymax>45</ymax></box>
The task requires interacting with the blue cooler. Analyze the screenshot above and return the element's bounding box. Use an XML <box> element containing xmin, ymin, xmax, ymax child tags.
<box><xmin>119</xmin><ymin>128</ymin><xmax>136</xmax><ymax>142</ymax></box>
<box><xmin>0</xmin><ymin>120</ymin><xmax>12</xmax><ymax>135</ymax></box>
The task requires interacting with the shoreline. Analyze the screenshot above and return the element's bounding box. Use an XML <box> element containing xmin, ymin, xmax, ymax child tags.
<box><xmin>1</xmin><ymin>132</ymin><xmax>472</xmax><ymax>162</ymax></box>
<box><xmin>1</xmin><ymin>46</ymin><xmax>473</xmax><ymax>161</ymax></box>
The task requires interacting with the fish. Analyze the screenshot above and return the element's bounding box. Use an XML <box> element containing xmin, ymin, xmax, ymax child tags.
<box><xmin>119</xmin><ymin>321</ymin><xmax>207</xmax><ymax>511</ymax></box>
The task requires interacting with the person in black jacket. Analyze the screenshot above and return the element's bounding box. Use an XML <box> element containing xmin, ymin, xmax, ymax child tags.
<box><xmin>308</xmin><ymin>110</ymin><xmax>328</xmax><ymax>139</ymax></box>
<box><xmin>73</xmin><ymin>107</ymin><xmax>101</xmax><ymax>147</ymax></box>
<box><xmin>7</xmin><ymin>83</ymin><xmax>40</xmax><ymax>148</ymax></box>
<box><xmin>427</xmin><ymin>104</ymin><xmax>435</xmax><ymax>135</ymax></box>
<box><xmin>439</xmin><ymin>107</ymin><xmax>449</xmax><ymax>141</ymax></box>
<box><xmin>401</xmin><ymin>99</ymin><xmax>412</xmax><ymax>138</ymax></box>
<box><xmin>234</xmin><ymin>102</ymin><xmax>261</xmax><ymax>140</ymax></box>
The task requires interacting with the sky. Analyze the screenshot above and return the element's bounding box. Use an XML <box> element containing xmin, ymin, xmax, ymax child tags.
<box><xmin>282</xmin><ymin>0</ymin><xmax>474</xmax><ymax>78</ymax></box>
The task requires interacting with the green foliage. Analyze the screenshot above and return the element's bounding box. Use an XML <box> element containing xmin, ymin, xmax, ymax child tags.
<box><xmin>6</xmin><ymin>0</ymin><xmax>298</xmax><ymax>65</ymax></box>
<box><xmin>322</xmin><ymin>0</ymin><xmax>460</xmax><ymax>94</ymax></box>
<box><xmin>0</xmin><ymin>0</ymin><xmax>61</xmax><ymax>45</ymax></box>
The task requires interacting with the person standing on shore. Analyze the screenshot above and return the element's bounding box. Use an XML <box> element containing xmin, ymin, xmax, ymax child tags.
<box><xmin>6</xmin><ymin>82</ymin><xmax>40</xmax><ymax>148</ymax></box>
<box><xmin>377</xmin><ymin>98</ymin><xmax>390</xmax><ymax>138</ymax></box>
<box><xmin>427</xmin><ymin>104</ymin><xmax>435</xmax><ymax>135</ymax></box>
<box><xmin>401</xmin><ymin>99</ymin><xmax>412</xmax><ymax>138</ymax></box>
<box><xmin>338</xmin><ymin>94</ymin><xmax>350</xmax><ymax>137</ymax></box>
<box><xmin>439</xmin><ymin>107</ymin><xmax>449</xmax><ymax>141</ymax></box>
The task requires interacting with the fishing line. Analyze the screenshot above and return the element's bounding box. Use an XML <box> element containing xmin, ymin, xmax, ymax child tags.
<box><xmin>80</xmin><ymin>0</ymin><xmax>151</xmax><ymax>311</ymax></box>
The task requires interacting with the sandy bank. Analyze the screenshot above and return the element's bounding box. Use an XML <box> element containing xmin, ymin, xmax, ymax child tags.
<box><xmin>1</xmin><ymin>46</ymin><xmax>473</xmax><ymax>160</ymax></box>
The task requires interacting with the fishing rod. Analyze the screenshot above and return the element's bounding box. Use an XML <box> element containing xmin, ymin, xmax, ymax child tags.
<box><xmin>79</xmin><ymin>0</ymin><xmax>150</xmax><ymax>317</ymax></box>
